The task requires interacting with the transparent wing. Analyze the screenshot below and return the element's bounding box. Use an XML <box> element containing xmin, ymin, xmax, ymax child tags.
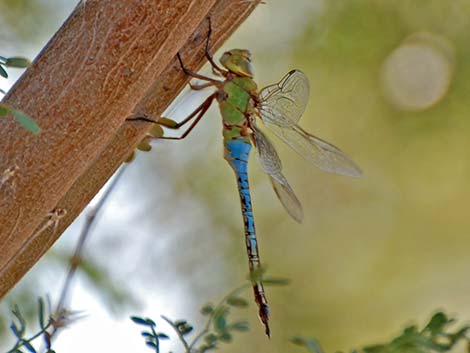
<box><xmin>251</xmin><ymin>120</ymin><xmax>303</xmax><ymax>223</ymax></box>
<box><xmin>259</xmin><ymin>69</ymin><xmax>310</xmax><ymax>125</ymax></box>
<box><xmin>261</xmin><ymin>121</ymin><xmax>362</xmax><ymax>177</ymax></box>
<box><xmin>258</xmin><ymin>70</ymin><xmax>362</xmax><ymax>177</ymax></box>
<box><xmin>269</xmin><ymin>175</ymin><xmax>303</xmax><ymax>223</ymax></box>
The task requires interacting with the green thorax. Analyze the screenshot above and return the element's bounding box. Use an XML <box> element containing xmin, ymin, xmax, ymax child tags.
<box><xmin>218</xmin><ymin>76</ymin><xmax>258</xmax><ymax>143</ymax></box>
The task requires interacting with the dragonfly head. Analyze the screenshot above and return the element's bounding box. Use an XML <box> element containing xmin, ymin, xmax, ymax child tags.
<box><xmin>220</xmin><ymin>49</ymin><xmax>254</xmax><ymax>78</ymax></box>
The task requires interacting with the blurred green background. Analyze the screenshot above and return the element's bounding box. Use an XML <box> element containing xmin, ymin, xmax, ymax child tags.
<box><xmin>2</xmin><ymin>0</ymin><xmax>470</xmax><ymax>352</ymax></box>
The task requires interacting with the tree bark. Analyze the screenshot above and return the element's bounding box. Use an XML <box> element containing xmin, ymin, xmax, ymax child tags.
<box><xmin>0</xmin><ymin>0</ymin><xmax>259</xmax><ymax>298</ymax></box>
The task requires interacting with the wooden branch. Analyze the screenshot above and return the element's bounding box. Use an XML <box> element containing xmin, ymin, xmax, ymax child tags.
<box><xmin>0</xmin><ymin>0</ymin><xmax>259</xmax><ymax>298</ymax></box>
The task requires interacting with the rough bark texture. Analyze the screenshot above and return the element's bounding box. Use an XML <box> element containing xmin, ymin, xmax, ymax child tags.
<box><xmin>0</xmin><ymin>0</ymin><xmax>259</xmax><ymax>298</ymax></box>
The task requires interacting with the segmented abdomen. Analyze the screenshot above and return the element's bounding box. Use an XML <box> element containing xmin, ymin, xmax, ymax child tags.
<box><xmin>224</xmin><ymin>139</ymin><xmax>270</xmax><ymax>337</ymax></box>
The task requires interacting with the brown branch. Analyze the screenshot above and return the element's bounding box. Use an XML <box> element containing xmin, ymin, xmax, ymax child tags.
<box><xmin>0</xmin><ymin>0</ymin><xmax>259</xmax><ymax>298</ymax></box>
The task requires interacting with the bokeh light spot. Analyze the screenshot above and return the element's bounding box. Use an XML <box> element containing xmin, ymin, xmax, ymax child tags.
<box><xmin>380</xmin><ymin>32</ymin><xmax>455</xmax><ymax>111</ymax></box>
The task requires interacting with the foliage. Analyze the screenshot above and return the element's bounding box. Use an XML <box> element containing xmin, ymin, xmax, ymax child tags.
<box><xmin>0</xmin><ymin>54</ymin><xmax>40</xmax><ymax>134</ymax></box>
<box><xmin>0</xmin><ymin>55</ymin><xmax>30</xmax><ymax>79</ymax></box>
<box><xmin>131</xmin><ymin>285</ymin><xmax>252</xmax><ymax>353</ymax></box>
<box><xmin>4</xmin><ymin>297</ymin><xmax>55</xmax><ymax>353</ymax></box>
<box><xmin>131</xmin><ymin>277</ymin><xmax>289</xmax><ymax>353</ymax></box>
<box><xmin>292</xmin><ymin>312</ymin><xmax>470</xmax><ymax>353</ymax></box>
<box><xmin>2</xmin><ymin>296</ymin><xmax>83</xmax><ymax>353</ymax></box>
<box><xmin>134</xmin><ymin>280</ymin><xmax>470</xmax><ymax>353</ymax></box>
<box><xmin>131</xmin><ymin>316</ymin><xmax>170</xmax><ymax>353</ymax></box>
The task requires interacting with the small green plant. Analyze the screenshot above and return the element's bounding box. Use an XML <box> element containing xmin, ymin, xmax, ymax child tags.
<box><xmin>5</xmin><ymin>297</ymin><xmax>55</xmax><ymax>353</ymax></box>
<box><xmin>3</xmin><ymin>296</ymin><xmax>82</xmax><ymax>353</ymax></box>
<box><xmin>131</xmin><ymin>275</ymin><xmax>289</xmax><ymax>353</ymax></box>
<box><xmin>291</xmin><ymin>311</ymin><xmax>470</xmax><ymax>353</ymax></box>
<box><xmin>130</xmin><ymin>317</ymin><xmax>170</xmax><ymax>353</ymax></box>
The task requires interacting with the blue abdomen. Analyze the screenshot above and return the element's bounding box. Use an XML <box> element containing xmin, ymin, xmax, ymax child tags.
<box><xmin>224</xmin><ymin>140</ymin><xmax>258</xmax><ymax>266</ymax></box>
<box><xmin>224</xmin><ymin>139</ymin><xmax>270</xmax><ymax>336</ymax></box>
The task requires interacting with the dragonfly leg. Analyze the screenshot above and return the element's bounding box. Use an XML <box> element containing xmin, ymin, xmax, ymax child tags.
<box><xmin>127</xmin><ymin>92</ymin><xmax>214</xmax><ymax>127</ymax></box>
<box><xmin>126</xmin><ymin>116</ymin><xmax>159</xmax><ymax>124</ymax></box>
<box><xmin>176</xmin><ymin>53</ymin><xmax>219</xmax><ymax>84</ymax></box>
<box><xmin>204</xmin><ymin>17</ymin><xmax>226</xmax><ymax>76</ymax></box>
<box><xmin>127</xmin><ymin>93</ymin><xmax>215</xmax><ymax>140</ymax></box>
<box><xmin>188</xmin><ymin>81</ymin><xmax>214</xmax><ymax>91</ymax></box>
<box><xmin>160</xmin><ymin>93</ymin><xmax>215</xmax><ymax>140</ymax></box>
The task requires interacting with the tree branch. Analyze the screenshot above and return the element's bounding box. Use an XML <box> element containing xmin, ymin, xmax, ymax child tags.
<box><xmin>0</xmin><ymin>0</ymin><xmax>259</xmax><ymax>298</ymax></box>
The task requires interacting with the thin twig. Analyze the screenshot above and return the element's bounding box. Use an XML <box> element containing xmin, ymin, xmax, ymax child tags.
<box><xmin>161</xmin><ymin>315</ymin><xmax>191</xmax><ymax>352</ymax></box>
<box><xmin>150</xmin><ymin>325</ymin><xmax>160</xmax><ymax>353</ymax></box>
<box><xmin>52</xmin><ymin>164</ymin><xmax>128</xmax><ymax>338</ymax></box>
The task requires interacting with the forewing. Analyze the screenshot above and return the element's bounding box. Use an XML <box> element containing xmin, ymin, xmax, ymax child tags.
<box><xmin>259</xmin><ymin>70</ymin><xmax>310</xmax><ymax>125</ymax></box>
<box><xmin>259</xmin><ymin>70</ymin><xmax>361</xmax><ymax>177</ymax></box>
<box><xmin>251</xmin><ymin>122</ymin><xmax>303</xmax><ymax>223</ymax></box>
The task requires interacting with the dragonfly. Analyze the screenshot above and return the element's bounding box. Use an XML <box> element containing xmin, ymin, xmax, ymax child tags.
<box><xmin>129</xmin><ymin>21</ymin><xmax>361</xmax><ymax>337</ymax></box>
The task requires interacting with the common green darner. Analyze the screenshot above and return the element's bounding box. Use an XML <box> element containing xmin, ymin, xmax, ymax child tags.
<box><xmin>130</xmin><ymin>25</ymin><xmax>361</xmax><ymax>337</ymax></box>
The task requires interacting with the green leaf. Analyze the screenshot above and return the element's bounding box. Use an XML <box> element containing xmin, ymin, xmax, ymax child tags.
<box><xmin>423</xmin><ymin>312</ymin><xmax>450</xmax><ymax>336</ymax></box>
<box><xmin>303</xmin><ymin>338</ymin><xmax>324</xmax><ymax>353</ymax></box>
<box><xmin>38</xmin><ymin>298</ymin><xmax>45</xmax><ymax>329</ymax></box>
<box><xmin>157</xmin><ymin>333</ymin><xmax>169</xmax><ymax>340</ymax></box>
<box><xmin>290</xmin><ymin>337</ymin><xmax>324</xmax><ymax>353</ymax></box>
<box><xmin>174</xmin><ymin>320</ymin><xmax>187</xmax><ymax>328</ymax></box>
<box><xmin>5</xmin><ymin>57</ymin><xmax>31</xmax><ymax>68</ymax></box>
<box><xmin>141</xmin><ymin>332</ymin><xmax>155</xmax><ymax>338</ymax></box>
<box><xmin>131</xmin><ymin>316</ymin><xmax>147</xmax><ymax>325</ymax></box>
<box><xmin>359</xmin><ymin>311</ymin><xmax>470</xmax><ymax>353</ymax></box>
<box><xmin>230</xmin><ymin>321</ymin><xmax>250</xmax><ymax>332</ymax></box>
<box><xmin>204</xmin><ymin>333</ymin><xmax>218</xmax><ymax>344</ymax></box>
<box><xmin>0</xmin><ymin>104</ymin><xmax>10</xmax><ymax>116</ymax></box>
<box><xmin>362</xmin><ymin>344</ymin><xmax>386</xmax><ymax>353</ymax></box>
<box><xmin>262</xmin><ymin>277</ymin><xmax>291</xmax><ymax>286</ymax></box>
<box><xmin>0</xmin><ymin>64</ymin><xmax>8</xmax><ymax>78</ymax></box>
<box><xmin>130</xmin><ymin>316</ymin><xmax>155</xmax><ymax>327</ymax></box>
<box><xmin>213</xmin><ymin>308</ymin><xmax>228</xmax><ymax>332</ymax></box>
<box><xmin>226</xmin><ymin>296</ymin><xmax>248</xmax><ymax>308</ymax></box>
<box><xmin>11</xmin><ymin>109</ymin><xmax>41</xmax><ymax>134</ymax></box>
<box><xmin>200</xmin><ymin>304</ymin><xmax>214</xmax><ymax>316</ymax></box>
<box><xmin>179</xmin><ymin>324</ymin><xmax>193</xmax><ymax>335</ymax></box>
<box><xmin>199</xmin><ymin>343</ymin><xmax>217</xmax><ymax>353</ymax></box>
<box><xmin>145</xmin><ymin>318</ymin><xmax>156</xmax><ymax>327</ymax></box>
<box><xmin>146</xmin><ymin>341</ymin><xmax>158</xmax><ymax>348</ymax></box>
<box><xmin>218</xmin><ymin>331</ymin><xmax>232</xmax><ymax>343</ymax></box>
